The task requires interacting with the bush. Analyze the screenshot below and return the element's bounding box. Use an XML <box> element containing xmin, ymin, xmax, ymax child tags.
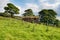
<box><xmin>3</xmin><ymin>13</ymin><xmax>11</xmax><ymax>17</ymax></box>
<box><xmin>0</xmin><ymin>13</ymin><xmax>4</xmax><ymax>16</ymax></box>
<box><xmin>54</xmin><ymin>19</ymin><xmax>60</xmax><ymax>27</ymax></box>
<box><xmin>0</xmin><ymin>12</ymin><xmax>11</xmax><ymax>17</ymax></box>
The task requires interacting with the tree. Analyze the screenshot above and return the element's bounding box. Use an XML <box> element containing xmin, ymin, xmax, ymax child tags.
<box><xmin>48</xmin><ymin>9</ymin><xmax>57</xmax><ymax>25</ymax></box>
<box><xmin>39</xmin><ymin>9</ymin><xmax>57</xmax><ymax>25</ymax></box>
<box><xmin>23</xmin><ymin>9</ymin><xmax>34</xmax><ymax>16</ymax></box>
<box><xmin>4</xmin><ymin>3</ymin><xmax>19</xmax><ymax>17</ymax></box>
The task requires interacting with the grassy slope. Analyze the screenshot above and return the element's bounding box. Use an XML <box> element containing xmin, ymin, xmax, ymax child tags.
<box><xmin>0</xmin><ymin>16</ymin><xmax>60</xmax><ymax>40</ymax></box>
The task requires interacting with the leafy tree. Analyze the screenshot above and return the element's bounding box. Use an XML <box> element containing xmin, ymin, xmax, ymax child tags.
<box><xmin>4</xmin><ymin>3</ymin><xmax>19</xmax><ymax>17</ymax></box>
<box><xmin>23</xmin><ymin>9</ymin><xmax>34</xmax><ymax>16</ymax></box>
<box><xmin>48</xmin><ymin>9</ymin><xmax>57</xmax><ymax>19</ymax></box>
<box><xmin>39</xmin><ymin>9</ymin><xmax>57</xmax><ymax>25</ymax></box>
<box><xmin>48</xmin><ymin>10</ymin><xmax>58</xmax><ymax>26</ymax></box>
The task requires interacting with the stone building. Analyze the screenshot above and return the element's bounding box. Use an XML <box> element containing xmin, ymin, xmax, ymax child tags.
<box><xmin>22</xmin><ymin>16</ymin><xmax>39</xmax><ymax>23</ymax></box>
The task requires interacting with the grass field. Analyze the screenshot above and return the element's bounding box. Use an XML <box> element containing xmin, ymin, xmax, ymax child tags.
<box><xmin>0</xmin><ymin>16</ymin><xmax>60</xmax><ymax>40</ymax></box>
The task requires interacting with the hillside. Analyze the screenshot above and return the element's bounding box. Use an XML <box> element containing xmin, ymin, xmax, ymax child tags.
<box><xmin>0</xmin><ymin>16</ymin><xmax>60</xmax><ymax>40</ymax></box>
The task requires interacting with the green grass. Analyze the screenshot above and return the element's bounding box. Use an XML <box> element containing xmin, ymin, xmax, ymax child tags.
<box><xmin>0</xmin><ymin>16</ymin><xmax>60</xmax><ymax>40</ymax></box>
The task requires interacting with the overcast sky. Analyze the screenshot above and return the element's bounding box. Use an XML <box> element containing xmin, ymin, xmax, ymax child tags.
<box><xmin>0</xmin><ymin>0</ymin><xmax>60</xmax><ymax>20</ymax></box>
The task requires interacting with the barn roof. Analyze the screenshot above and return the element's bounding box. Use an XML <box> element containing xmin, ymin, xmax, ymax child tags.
<box><xmin>22</xmin><ymin>16</ymin><xmax>39</xmax><ymax>18</ymax></box>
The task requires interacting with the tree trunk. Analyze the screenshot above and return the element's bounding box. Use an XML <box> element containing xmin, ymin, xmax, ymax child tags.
<box><xmin>11</xmin><ymin>13</ymin><xmax>14</xmax><ymax>18</ymax></box>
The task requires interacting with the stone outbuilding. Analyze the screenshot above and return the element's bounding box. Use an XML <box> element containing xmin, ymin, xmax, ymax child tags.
<box><xmin>22</xmin><ymin>16</ymin><xmax>39</xmax><ymax>23</ymax></box>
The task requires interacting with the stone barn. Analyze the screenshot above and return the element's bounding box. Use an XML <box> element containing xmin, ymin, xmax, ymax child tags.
<box><xmin>22</xmin><ymin>16</ymin><xmax>39</xmax><ymax>23</ymax></box>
